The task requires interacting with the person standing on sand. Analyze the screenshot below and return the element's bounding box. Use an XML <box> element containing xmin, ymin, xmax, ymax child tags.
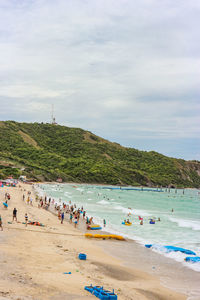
<box><xmin>70</xmin><ymin>213</ymin><xmax>73</xmax><ymax>223</ymax></box>
<box><xmin>74</xmin><ymin>216</ymin><xmax>78</xmax><ymax>228</ymax></box>
<box><xmin>0</xmin><ymin>215</ymin><xmax>3</xmax><ymax>231</ymax></box>
<box><xmin>13</xmin><ymin>208</ymin><xmax>17</xmax><ymax>222</ymax></box>
<box><xmin>103</xmin><ymin>219</ymin><xmax>106</xmax><ymax>227</ymax></box>
<box><xmin>61</xmin><ymin>212</ymin><xmax>64</xmax><ymax>224</ymax></box>
<box><xmin>25</xmin><ymin>213</ymin><xmax>28</xmax><ymax>227</ymax></box>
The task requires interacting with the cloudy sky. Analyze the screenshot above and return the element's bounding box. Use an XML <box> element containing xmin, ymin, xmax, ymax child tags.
<box><xmin>0</xmin><ymin>0</ymin><xmax>199</xmax><ymax>160</ymax></box>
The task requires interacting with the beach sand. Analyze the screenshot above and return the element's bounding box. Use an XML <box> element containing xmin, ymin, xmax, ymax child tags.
<box><xmin>0</xmin><ymin>183</ymin><xmax>191</xmax><ymax>299</ymax></box>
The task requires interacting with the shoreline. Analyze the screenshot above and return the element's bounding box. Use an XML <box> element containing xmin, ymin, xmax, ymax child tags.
<box><xmin>0</xmin><ymin>183</ymin><xmax>195</xmax><ymax>299</ymax></box>
<box><xmin>39</xmin><ymin>181</ymin><xmax>197</xmax><ymax>190</ymax></box>
<box><xmin>38</xmin><ymin>183</ymin><xmax>200</xmax><ymax>299</ymax></box>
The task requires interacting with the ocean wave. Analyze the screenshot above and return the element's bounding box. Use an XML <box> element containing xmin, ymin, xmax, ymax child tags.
<box><xmin>76</xmin><ymin>188</ymin><xmax>84</xmax><ymax>192</ymax></box>
<box><xmin>98</xmin><ymin>200</ymin><xmax>110</xmax><ymax>205</ymax></box>
<box><xmin>150</xmin><ymin>245</ymin><xmax>200</xmax><ymax>272</ymax></box>
<box><xmin>169</xmin><ymin>217</ymin><xmax>200</xmax><ymax>231</ymax></box>
<box><xmin>64</xmin><ymin>192</ymin><xmax>72</xmax><ymax>195</ymax></box>
<box><xmin>64</xmin><ymin>194</ymin><xmax>72</xmax><ymax>198</ymax></box>
<box><xmin>113</xmin><ymin>205</ymin><xmax>151</xmax><ymax>217</ymax></box>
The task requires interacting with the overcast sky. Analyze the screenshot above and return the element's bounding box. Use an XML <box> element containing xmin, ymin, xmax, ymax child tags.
<box><xmin>0</xmin><ymin>0</ymin><xmax>199</xmax><ymax>160</ymax></box>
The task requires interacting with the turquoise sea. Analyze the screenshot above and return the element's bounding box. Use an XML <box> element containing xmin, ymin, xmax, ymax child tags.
<box><xmin>38</xmin><ymin>183</ymin><xmax>200</xmax><ymax>272</ymax></box>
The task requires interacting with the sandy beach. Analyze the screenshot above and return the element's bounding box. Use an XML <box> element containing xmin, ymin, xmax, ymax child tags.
<box><xmin>0</xmin><ymin>183</ymin><xmax>193</xmax><ymax>300</ymax></box>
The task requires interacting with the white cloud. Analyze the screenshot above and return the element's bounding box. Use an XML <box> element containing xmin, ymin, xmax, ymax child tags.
<box><xmin>0</xmin><ymin>0</ymin><xmax>200</xmax><ymax>159</ymax></box>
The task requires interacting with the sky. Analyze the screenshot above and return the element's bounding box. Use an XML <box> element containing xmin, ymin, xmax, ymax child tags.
<box><xmin>0</xmin><ymin>0</ymin><xmax>199</xmax><ymax>161</ymax></box>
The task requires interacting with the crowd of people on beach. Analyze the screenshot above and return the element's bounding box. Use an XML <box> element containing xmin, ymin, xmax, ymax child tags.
<box><xmin>0</xmin><ymin>183</ymin><xmax>176</xmax><ymax>232</ymax></box>
<box><xmin>22</xmin><ymin>187</ymin><xmax>100</xmax><ymax>230</ymax></box>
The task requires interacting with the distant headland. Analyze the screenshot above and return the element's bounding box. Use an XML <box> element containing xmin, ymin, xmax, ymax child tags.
<box><xmin>0</xmin><ymin>121</ymin><xmax>200</xmax><ymax>188</ymax></box>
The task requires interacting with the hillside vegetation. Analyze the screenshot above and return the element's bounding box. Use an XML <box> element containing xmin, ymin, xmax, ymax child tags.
<box><xmin>0</xmin><ymin>121</ymin><xmax>200</xmax><ymax>187</ymax></box>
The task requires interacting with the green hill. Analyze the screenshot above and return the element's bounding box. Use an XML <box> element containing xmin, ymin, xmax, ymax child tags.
<box><xmin>0</xmin><ymin>121</ymin><xmax>200</xmax><ymax>187</ymax></box>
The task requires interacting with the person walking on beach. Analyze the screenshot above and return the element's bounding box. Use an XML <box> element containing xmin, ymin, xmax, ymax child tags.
<box><xmin>70</xmin><ymin>213</ymin><xmax>73</xmax><ymax>223</ymax></box>
<box><xmin>74</xmin><ymin>216</ymin><xmax>78</xmax><ymax>228</ymax></box>
<box><xmin>61</xmin><ymin>212</ymin><xmax>64</xmax><ymax>224</ymax></box>
<box><xmin>13</xmin><ymin>208</ymin><xmax>17</xmax><ymax>222</ymax></box>
<box><xmin>25</xmin><ymin>213</ymin><xmax>28</xmax><ymax>227</ymax></box>
<box><xmin>103</xmin><ymin>219</ymin><xmax>106</xmax><ymax>227</ymax></box>
<box><xmin>0</xmin><ymin>215</ymin><xmax>3</xmax><ymax>231</ymax></box>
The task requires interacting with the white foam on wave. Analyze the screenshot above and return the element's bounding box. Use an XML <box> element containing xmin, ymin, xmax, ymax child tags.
<box><xmin>64</xmin><ymin>191</ymin><xmax>71</xmax><ymax>195</ymax></box>
<box><xmin>114</xmin><ymin>205</ymin><xmax>130</xmax><ymax>214</ymax></box>
<box><xmin>150</xmin><ymin>245</ymin><xmax>200</xmax><ymax>272</ymax></box>
<box><xmin>51</xmin><ymin>188</ymin><xmax>59</xmax><ymax>192</ymax></box>
<box><xmin>87</xmin><ymin>191</ymin><xmax>93</xmax><ymax>194</ymax></box>
<box><xmin>183</xmin><ymin>260</ymin><xmax>200</xmax><ymax>272</ymax></box>
<box><xmin>98</xmin><ymin>200</ymin><xmax>110</xmax><ymax>205</ymax></box>
<box><xmin>76</xmin><ymin>188</ymin><xmax>84</xmax><ymax>192</ymax></box>
<box><xmin>114</xmin><ymin>205</ymin><xmax>151</xmax><ymax>217</ymax></box>
<box><xmin>169</xmin><ymin>217</ymin><xmax>200</xmax><ymax>231</ymax></box>
<box><xmin>64</xmin><ymin>194</ymin><xmax>72</xmax><ymax>199</ymax></box>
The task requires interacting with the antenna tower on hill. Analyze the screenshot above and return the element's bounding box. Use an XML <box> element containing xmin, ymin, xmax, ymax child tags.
<box><xmin>51</xmin><ymin>104</ymin><xmax>57</xmax><ymax>125</ymax></box>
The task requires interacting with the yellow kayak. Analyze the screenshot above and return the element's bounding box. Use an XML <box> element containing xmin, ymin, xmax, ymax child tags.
<box><xmin>122</xmin><ymin>222</ymin><xmax>132</xmax><ymax>226</ymax></box>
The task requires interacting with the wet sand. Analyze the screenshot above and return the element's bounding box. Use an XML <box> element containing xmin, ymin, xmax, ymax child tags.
<box><xmin>0</xmin><ymin>183</ymin><xmax>191</xmax><ymax>299</ymax></box>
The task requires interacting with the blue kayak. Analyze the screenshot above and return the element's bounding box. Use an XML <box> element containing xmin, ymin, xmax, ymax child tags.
<box><xmin>3</xmin><ymin>202</ymin><xmax>8</xmax><ymax>207</ymax></box>
<box><xmin>185</xmin><ymin>257</ymin><xmax>200</xmax><ymax>263</ymax></box>
<box><xmin>145</xmin><ymin>244</ymin><xmax>196</xmax><ymax>255</ymax></box>
<box><xmin>90</xmin><ymin>227</ymin><xmax>102</xmax><ymax>230</ymax></box>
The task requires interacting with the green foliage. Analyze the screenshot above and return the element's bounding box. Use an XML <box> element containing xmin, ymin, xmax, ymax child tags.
<box><xmin>0</xmin><ymin>121</ymin><xmax>200</xmax><ymax>187</ymax></box>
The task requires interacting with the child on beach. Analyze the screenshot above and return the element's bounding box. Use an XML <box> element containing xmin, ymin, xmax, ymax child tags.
<box><xmin>0</xmin><ymin>215</ymin><xmax>3</xmax><ymax>231</ymax></box>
